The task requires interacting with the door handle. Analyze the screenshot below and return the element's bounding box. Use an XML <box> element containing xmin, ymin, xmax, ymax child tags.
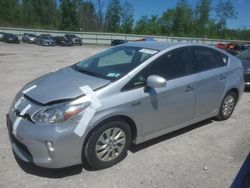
<box><xmin>219</xmin><ymin>74</ymin><xmax>226</xmax><ymax>80</ymax></box>
<box><xmin>185</xmin><ymin>84</ymin><xmax>194</xmax><ymax>92</ymax></box>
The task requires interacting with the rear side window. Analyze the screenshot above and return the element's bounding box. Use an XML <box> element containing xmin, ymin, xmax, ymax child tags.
<box><xmin>191</xmin><ymin>46</ymin><xmax>227</xmax><ymax>72</ymax></box>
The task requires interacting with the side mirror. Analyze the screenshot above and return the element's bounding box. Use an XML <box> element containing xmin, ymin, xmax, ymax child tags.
<box><xmin>146</xmin><ymin>75</ymin><xmax>167</xmax><ymax>88</ymax></box>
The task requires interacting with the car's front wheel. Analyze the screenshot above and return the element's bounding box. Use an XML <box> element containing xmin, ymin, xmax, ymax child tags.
<box><xmin>216</xmin><ymin>91</ymin><xmax>237</xmax><ymax>120</ymax></box>
<box><xmin>84</xmin><ymin>120</ymin><xmax>131</xmax><ymax>169</ymax></box>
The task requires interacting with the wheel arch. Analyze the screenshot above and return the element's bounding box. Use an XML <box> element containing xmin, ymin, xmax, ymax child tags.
<box><xmin>81</xmin><ymin>115</ymin><xmax>138</xmax><ymax>162</ymax></box>
<box><xmin>226</xmin><ymin>88</ymin><xmax>239</xmax><ymax>103</ymax></box>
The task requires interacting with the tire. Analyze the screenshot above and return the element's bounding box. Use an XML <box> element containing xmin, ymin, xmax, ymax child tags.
<box><xmin>84</xmin><ymin>120</ymin><xmax>132</xmax><ymax>169</ymax></box>
<box><xmin>216</xmin><ymin>91</ymin><xmax>237</xmax><ymax>120</ymax></box>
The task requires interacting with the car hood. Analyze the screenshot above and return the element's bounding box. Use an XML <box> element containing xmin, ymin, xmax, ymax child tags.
<box><xmin>42</xmin><ymin>39</ymin><xmax>54</xmax><ymax>43</ymax></box>
<box><xmin>8</xmin><ymin>36</ymin><xmax>17</xmax><ymax>40</ymax></box>
<box><xmin>23</xmin><ymin>67</ymin><xmax>111</xmax><ymax>105</ymax></box>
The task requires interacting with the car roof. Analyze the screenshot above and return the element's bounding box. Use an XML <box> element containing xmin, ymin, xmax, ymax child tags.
<box><xmin>121</xmin><ymin>41</ymin><xmax>188</xmax><ymax>51</ymax></box>
<box><xmin>121</xmin><ymin>41</ymin><xmax>213</xmax><ymax>51</ymax></box>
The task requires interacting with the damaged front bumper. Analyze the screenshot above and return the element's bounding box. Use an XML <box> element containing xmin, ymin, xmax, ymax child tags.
<box><xmin>6</xmin><ymin>112</ymin><xmax>86</xmax><ymax>168</ymax></box>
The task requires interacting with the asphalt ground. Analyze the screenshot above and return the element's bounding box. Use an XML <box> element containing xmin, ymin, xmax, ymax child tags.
<box><xmin>0</xmin><ymin>42</ymin><xmax>250</xmax><ymax>188</ymax></box>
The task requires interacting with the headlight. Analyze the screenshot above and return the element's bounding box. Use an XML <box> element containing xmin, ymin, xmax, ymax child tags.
<box><xmin>32</xmin><ymin>102</ymin><xmax>91</xmax><ymax>124</ymax></box>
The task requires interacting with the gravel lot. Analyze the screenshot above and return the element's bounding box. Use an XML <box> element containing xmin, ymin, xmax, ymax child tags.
<box><xmin>0</xmin><ymin>42</ymin><xmax>250</xmax><ymax>188</ymax></box>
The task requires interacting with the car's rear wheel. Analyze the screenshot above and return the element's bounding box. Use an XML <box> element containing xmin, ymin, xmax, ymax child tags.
<box><xmin>216</xmin><ymin>91</ymin><xmax>237</xmax><ymax>120</ymax></box>
<box><xmin>84</xmin><ymin>120</ymin><xmax>131</xmax><ymax>169</ymax></box>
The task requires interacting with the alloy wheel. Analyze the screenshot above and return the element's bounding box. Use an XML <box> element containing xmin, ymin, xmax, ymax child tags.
<box><xmin>222</xmin><ymin>94</ymin><xmax>235</xmax><ymax>117</ymax></box>
<box><xmin>95</xmin><ymin>128</ymin><xmax>126</xmax><ymax>162</ymax></box>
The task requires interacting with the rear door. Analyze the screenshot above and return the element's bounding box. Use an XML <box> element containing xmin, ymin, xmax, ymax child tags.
<box><xmin>190</xmin><ymin>46</ymin><xmax>229</xmax><ymax>118</ymax></box>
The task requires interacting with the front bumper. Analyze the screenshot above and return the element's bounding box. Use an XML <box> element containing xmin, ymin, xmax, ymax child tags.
<box><xmin>6</xmin><ymin>39</ymin><xmax>19</xmax><ymax>43</ymax></box>
<box><xmin>28</xmin><ymin>39</ymin><xmax>36</xmax><ymax>43</ymax></box>
<box><xmin>6</xmin><ymin>113</ymin><xmax>85</xmax><ymax>168</ymax></box>
<box><xmin>41</xmin><ymin>42</ymin><xmax>55</xmax><ymax>46</ymax></box>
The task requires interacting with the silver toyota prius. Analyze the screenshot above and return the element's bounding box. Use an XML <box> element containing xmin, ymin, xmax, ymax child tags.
<box><xmin>7</xmin><ymin>42</ymin><xmax>244</xmax><ymax>169</ymax></box>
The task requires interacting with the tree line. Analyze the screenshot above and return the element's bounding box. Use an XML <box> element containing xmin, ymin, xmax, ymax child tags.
<box><xmin>0</xmin><ymin>0</ymin><xmax>250</xmax><ymax>40</ymax></box>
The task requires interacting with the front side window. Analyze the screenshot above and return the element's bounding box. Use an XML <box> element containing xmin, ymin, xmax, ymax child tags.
<box><xmin>147</xmin><ymin>47</ymin><xmax>192</xmax><ymax>80</ymax></box>
<box><xmin>191</xmin><ymin>46</ymin><xmax>227</xmax><ymax>72</ymax></box>
<box><xmin>122</xmin><ymin>47</ymin><xmax>192</xmax><ymax>91</ymax></box>
<box><xmin>72</xmin><ymin>46</ymin><xmax>158</xmax><ymax>80</ymax></box>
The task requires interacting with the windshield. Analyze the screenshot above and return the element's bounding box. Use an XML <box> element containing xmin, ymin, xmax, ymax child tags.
<box><xmin>66</xmin><ymin>34</ymin><xmax>77</xmax><ymax>38</ymax></box>
<box><xmin>72</xmin><ymin>46</ymin><xmax>158</xmax><ymax>80</ymax></box>
<box><xmin>5</xmin><ymin>33</ymin><xmax>16</xmax><ymax>37</ymax></box>
<box><xmin>42</xmin><ymin>35</ymin><xmax>52</xmax><ymax>39</ymax></box>
<box><xmin>28</xmin><ymin>34</ymin><xmax>36</xmax><ymax>37</ymax></box>
<box><xmin>237</xmin><ymin>49</ymin><xmax>250</xmax><ymax>60</ymax></box>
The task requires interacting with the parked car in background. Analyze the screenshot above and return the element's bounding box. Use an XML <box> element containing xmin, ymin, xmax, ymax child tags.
<box><xmin>36</xmin><ymin>34</ymin><xmax>55</xmax><ymax>46</ymax></box>
<box><xmin>2</xmin><ymin>33</ymin><xmax>19</xmax><ymax>43</ymax></box>
<box><xmin>135</xmin><ymin>37</ymin><xmax>157</xmax><ymax>42</ymax></box>
<box><xmin>64</xmin><ymin>34</ymin><xmax>82</xmax><ymax>45</ymax></box>
<box><xmin>53</xmin><ymin>36</ymin><xmax>72</xmax><ymax>46</ymax></box>
<box><xmin>215</xmin><ymin>43</ymin><xmax>227</xmax><ymax>50</ymax></box>
<box><xmin>215</xmin><ymin>42</ymin><xmax>249</xmax><ymax>56</ymax></box>
<box><xmin>22</xmin><ymin>33</ymin><xmax>37</xmax><ymax>43</ymax></box>
<box><xmin>7</xmin><ymin>42</ymin><xmax>244</xmax><ymax>170</ymax></box>
<box><xmin>237</xmin><ymin>49</ymin><xmax>250</xmax><ymax>87</ymax></box>
<box><xmin>226</xmin><ymin>43</ymin><xmax>248</xmax><ymax>56</ymax></box>
<box><xmin>111</xmin><ymin>39</ymin><xmax>127</xmax><ymax>46</ymax></box>
<box><xmin>0</xmin><ymin>32</ymin><xmax>6</xmax><ymax>41</ymax></box>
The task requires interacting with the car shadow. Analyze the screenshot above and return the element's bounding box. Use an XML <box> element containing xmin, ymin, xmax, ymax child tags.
<box><xmin>130</xmin><ymin>119</ymin><xmax>213</xmax><ymax>153</ymax></box>
<box><xmin>15</xmin><ymin>118</ymin><xmax>213</xmax><ymax>178</ymax></box>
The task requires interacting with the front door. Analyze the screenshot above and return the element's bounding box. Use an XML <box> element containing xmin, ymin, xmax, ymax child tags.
<box><xmin>141</xmin><ymin>47</ymin><xmax>196</xmax><ymax>137</ymax></box>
